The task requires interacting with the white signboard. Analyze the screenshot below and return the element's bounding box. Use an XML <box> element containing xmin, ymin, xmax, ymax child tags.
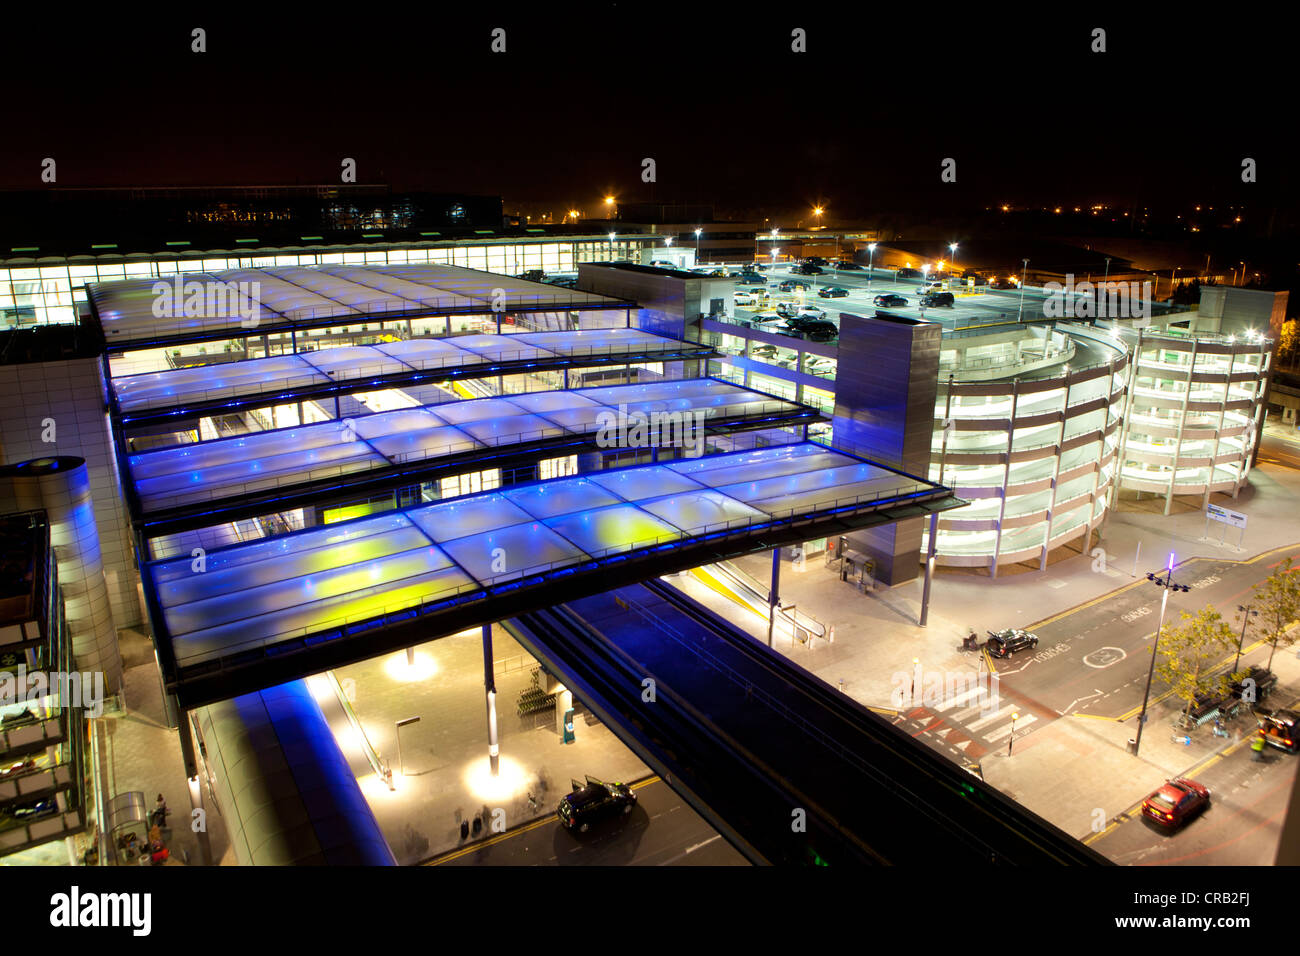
<box><xmin>1206</xmin><ymin>504</ymin><xmax>1247</xmax><ymax>529</ymax></box>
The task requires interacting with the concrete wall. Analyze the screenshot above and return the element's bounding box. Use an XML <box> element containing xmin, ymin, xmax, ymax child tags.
<box><xmin>0</xmin><ymin>356</ymin><xmax>138</xmax><ymax>629</ymax></box>
<box><xmin>1198</xmin><ymin>286</ymin><xmax>1289</xmax><ymax>339</ymax></box>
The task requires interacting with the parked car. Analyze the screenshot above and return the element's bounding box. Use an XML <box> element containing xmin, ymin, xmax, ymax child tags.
<box><xmin>1141</xmin><ymin>778</ymin><xmax>1210</xmax><ymax>828</ymax></box>
<box><xmin>735</xmin><ymin>272</ymin><xmax>766</xmax><ymax>285</ymax></box>
<box><xmin>517</xmin><ymin>270</ymin><xmax>547</xmax><ymax>282</ymax></box>
<box><xmin>835</xmin><ymin>261</ymin><xmax>865</xmax><ymax>270</ymax></box>
<box><xmin>748</xmin><ymin>312</ymin><xmax>788</xmax><ymax>329</ymax></box>
<box><xmin>784</xmin><ymin>317</ymin><xmax>838</xmax><ymax>341</ymax></box>
<box><xmin>778</xmin><ymin>279</ymin><xmax>810</xmax><ymax>292</ymax></box>
<box><xmin>917</xmin><ymin>279</ymin><xmax>944</xmax><ymax>293</ymax></box>
<box><xmin>985</xmin><ymin>628</ymin><xmax>1039</xmax><ymax>659</ymax></box>
<box><xmin>818</xmin><ymin>286</ymin><xmax>850</xmax><ymax>298</ymax></box>
<box><xmin>792</xmin><ymin>264</ymin><xmax>824</xmax><ymax>275</ymax></box>
<box><xmin>920</xmin><ymin>292</ymin><xmax>955</xmax><ymax>307</ymax></box>
<box><xmin>1259</xmin><ymin>709</ymin><xmax>1300</xmax><ymax>753</ymax></box>
<box><xmin>734</xmin><ymin>291</ymin><xmax>758</xmax><ymax>307</ymax></box>
<box><xmin>749</xmin><ymin>262</ymin><xmax>768</xmax><ymax>271</ymax></box>
<box><xmin>873</xmin><ymin>293</ymin><xmax>908</xmax><ymax>307</ymax></box>
<box><xmin>896</xmin><ymin>267</ymin><xmax>923</xmax><ymax>279</ymax></box>
<box><xmin>556</xmin><ymin>776</ymin><xmax>637</xmax><ymax>832</ymax></box>
<box><xmin>803</xmin><ymin>256</ymin><xmax>829</xmax><ymax>267</ymax></box>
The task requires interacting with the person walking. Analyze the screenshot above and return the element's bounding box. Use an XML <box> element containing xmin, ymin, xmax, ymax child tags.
<box><xmin>154</xmin><ymin>793</ymin><xmax>169</xmax><ymax>828</ymax></box>
<box><xmin>1251</xmin><ymin>729</ymin><xmax>1267</xmax><ymax>762</ymax></box>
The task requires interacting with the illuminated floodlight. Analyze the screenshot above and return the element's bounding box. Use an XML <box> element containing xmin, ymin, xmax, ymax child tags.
<box><xmin>463</xmin><ymin>753</ymin><xmax>530</xmax><ymax>803</ymax></box>
<box><xmin>383</xmin><ymin>649</ymin><xmax>438</xmax><ymax>682</ymax></box>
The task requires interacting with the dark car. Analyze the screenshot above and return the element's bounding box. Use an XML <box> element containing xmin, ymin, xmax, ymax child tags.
<box><xmin>920</xmin><ymin>292</ymin><xmax>955</xmax><ymax>307</ymax></box>
<box><xmin>517</xmin><ymin>270</ymin><xmax>547</xmax><ymax>282</ymax></box>
<box><xmin>803</xmin><ymin>256</ymin><xmax>828</xmax><ymax>266</ymax></box>
<box><xmin>985</xmin><ymin>628</ymin><xmax>1039</xmax><ymax>659</ymax></box>
<box><xmin>1259</xmin><ymin>709</ymin><xmax>1300</xmax><ymax>753</ymax></box>
<box><xmin>792</xmin><ymin>264</ymin><xmax>824</xmax><ymax>275</ymax></box>
<box><xmin>778</xmin><ymin>279</ymin><xmax>810</xmax><ymax>292</ymax></box>
<box><xmin>835</xmin><ymin>261</ymin><xmax>865</xmax><ymax>270</ymax></box>
<box><xmin>556</xmin><ymin>775</ymin><xmax>637</xmax><ymax>832</ymax></box>
<box><xmin>896</xmin><ymin>267</ymin><xmax>923</xmax><ymax>279</ymax></box>
<box><xmin>1141</xmin><ymin>778</ymin><xmax>1210</xmax><ymax>828</ymax></box>
<box><xmin>784</xmin><ymin>318</ymin><xmax>838</xmax><ymax>341</ymax></box>
<box><xmin>818</xmin><ymin>286</ymin><xmax>849</xmax><ymax>298</ymax></box>
<box><xmin>735</xmin><ymin>272</ymin><xmax>766</xmax><ymax>286</ymax></box>
<box><xmin>8</xmin><ymin>796</ymin><xmax>57</xmax><ymax>821</ymax></box>
<box><xmin>873</xmin><ymin>293</ymin><xmax>908</xmax><ymax>307</ymax></box>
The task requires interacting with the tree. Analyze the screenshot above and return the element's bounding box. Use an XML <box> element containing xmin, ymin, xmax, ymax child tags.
<box><xmin>1154</xmin><ymin>606</ymin><xmax>1238</xmax><ymax>724</ymax></box>
<box><xmin>1254</xmin><ymin>557</ymin><xmax>1300</xmax><ymax>671</ymax></box>
<box><xmin>1279</xmin><ymin>320</ymin><xmax>1300</xmax><ymax>369</ymax></box>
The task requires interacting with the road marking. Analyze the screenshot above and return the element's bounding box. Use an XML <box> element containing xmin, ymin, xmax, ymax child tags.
<box><xmin>984</xmin><ymin>714</ymin><xmax>1037</xmax><ymax>742</ymax></box>
<box><xmin>967</xmin><ymin>702</ymin><xmax>1019</xmax><ymax>732</ymax></box>
<box><xmin>685</xmin><ymin>835</ymin><xmax>722</xmax><ymax>854</ymax></box>
<box><xmin>1060</xmin><ymin>690</ymin><xmax>1104</xmax><ymax>715</ymax></box>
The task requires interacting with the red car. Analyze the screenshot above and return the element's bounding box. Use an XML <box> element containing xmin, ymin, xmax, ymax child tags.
<box><xmin>1141</xmin><ymin>778</ymin><xmax>1210</xmax><ymax>828</ymax></box>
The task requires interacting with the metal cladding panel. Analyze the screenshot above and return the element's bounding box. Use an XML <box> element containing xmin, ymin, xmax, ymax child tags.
<box><xmin>831</xmin><ymin>313</ymin><xmax>941</xmax><ymax>476</ymax></box>
<box><xmin>830</xmin><ymin>314</ymin><xmax>942</xmax><ymax>585</ymax></box>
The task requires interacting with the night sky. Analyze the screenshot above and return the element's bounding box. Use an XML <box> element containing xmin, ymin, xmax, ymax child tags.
<box><xmin>2</xmin><ymin>6</ymin><xmax>1293</xmax><ymax>216</ymax></box>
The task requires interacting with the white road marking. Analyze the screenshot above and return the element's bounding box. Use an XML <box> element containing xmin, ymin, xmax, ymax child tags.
<box><xmin>686</xmin><ymin>835</ymin><xmax>722</xmax><ymax>854</ymax></box>
<box><xmin>984</xmin><ymin>714</ymin><xmax>1038</xmax><ymax>742</ymax></box>
<box><xmin>967</xmin><ymin>703</ymin><xmax>1019</xmax><ymax>732</ymax></box>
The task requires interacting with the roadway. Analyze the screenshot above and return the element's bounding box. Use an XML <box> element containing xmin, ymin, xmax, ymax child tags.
<box><xmin>427</xmin><ymin>777</ymin><xmax>747</xmax><ymax>867</ymax></box>
<box><xmin>889</xmin><ymin>546</ymin><xmax>1300</xmax><ymax>764</ymax></box>
<box><xmin>1086</xmin><ymin>719</ymin><xmax>1299</xmax><ymax>865</ymax></box>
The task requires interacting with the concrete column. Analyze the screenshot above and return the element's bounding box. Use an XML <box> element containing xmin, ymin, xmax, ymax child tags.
<box><xmin>919</xmin><ymin>511</ymin><xmax>939</xmax><ymax>626</ymax></box>
<box><xmin>767</xmin><ymin>548</ymin><xmax>781</xmax><ymax>647</ymax></box>
<box><xmin>1040</xmin><ymin>375</ymin><xmax>1072</xmax><ymax>570</ymax></box>
<box><xmin>1110</xmin><ymin>329</ymin><xmax>1142</xmax><ymax>513</ymax></box>
<box><xmin>482</xmin><ymin>624</ymin><xmax>499</xmax><ymax>776</ymax></box>
<box><xmin>1165</xmin><ymin>340</ymin><xmax>1199</xmax><ymax>516</ymax></box>
<box><xmin>991</xmin><ymin>380</ymin><xmax>1021</xmax><ymax>578</ymax></box>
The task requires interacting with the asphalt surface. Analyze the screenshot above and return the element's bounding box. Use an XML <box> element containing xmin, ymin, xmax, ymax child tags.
<box><xmin>892</xmin><ymin>546</ymin><xmax>1300</xmax><ymax>764</ymax></box>
<box><xmin>427</xmin><ymin>777</ymin><xmax>748</xmax><ymax>867</ymax></box>
<box><xmin>1087</xmin><ymin>716</ymin><xmax>1300</xmax><ymax>865</ymax></box>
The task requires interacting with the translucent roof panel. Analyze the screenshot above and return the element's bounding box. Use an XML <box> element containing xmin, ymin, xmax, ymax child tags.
<box><xmin>300</xmin><ymin>346</ymin><xmax>414</xmax><ymax>381</ymax></box>
<box><xmin>446</xmin><ymin>334</ymin><xmax>556</xmax><ymax>362</ymax></box>
<box><xmin>514</xmin><ymin>328</ymin><xmax>687</xmax><ymax>358</ymax></box>
<box><xmin>91</xmin><ymin>264</ymin><xmax>627</xmax><ymax>348</ymax></box>
<box><xmin>127</xmin><ymin>379</ymin><xmax>809</xmax><ymax>517</ymax></box>
<box><xmin>500</xmin><ymin>477</ymin><xmax>624</xmax><ymax>519</ymax></box>
<box><xmin>667</xmin><ymin>445</ymin><xmax>850</xmax><ymax>487</ymax></box>
<box><xmin>439</xmin><ymin>521</ymin><xmax>589</xmax><ymax>583</ymax></box>
<box><xmin>146</xmin><ymin>442</ymin><xmax>950</xmax><ymax>673</ymax></box>
<box><xmin>113</xmin><ymin>355</ymin><xmax>328</xmax><ymax>413</ymax></box>
<box><xmin>373</xmin><ymin>338</ymin><xmax>479</xmax><ymax>370</ymax></box>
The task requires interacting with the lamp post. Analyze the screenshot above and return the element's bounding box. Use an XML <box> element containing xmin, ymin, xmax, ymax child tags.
<box><xmin>910</xmin><ymin>657</ymin><xmax>919</xmax><ymax>708</ymax></box>
<box><xmin>1234</xmin><ymin>605</ymin><xmax>1258</xmax><ymax>675</ymax></box>
<box><xmin>1133</xmin><ymin>554</ymin><xmax>1191</xmax><ymax>756</ymax></box>
<box><xmin>1017</xmin><ymin>258</ymin><xmax>1029</xmax><ymax>321</ymax></box>
<box><xmin>949</xmin><ymin>242</ymin><xmax>958</xmax><ymax>282</ymax></box>
<box><xmin>1008</xmin><ymin>712</ymin><xmax>1020</xmax><ymax>756</ymax></box>
<box><xmin>867</xmin><ymin>242</ymin><xmax>877</xmax><ymax>288</ymax></box>
<box><xmin>608</xmin><ymin>231</ymin><xmax>615</xmax><ymax>261</ymax></box>
<box><xmin>695</xmin><ymin>227</ymin><xmax>702</xmax><ymax>267</ymax></box>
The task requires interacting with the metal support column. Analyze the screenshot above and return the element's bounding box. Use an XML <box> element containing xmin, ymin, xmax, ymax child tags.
<box><xmin>919</xmin><ymin>511</ymin><xmax>939</xmax><ymax>626</ymax></box>
<box><xmin>482</xmin><ymin>623</ymin><xmax>499</xmax><ymax>776</ymax></box>
<box><xmin>1110</xmin><ymin>329</ymin><xmax>1142</xmax><ymax>515</ymax></box>
<box><xmin>1040</xmin><ymin>374</ymin><xmax>1072</xmax><ymax>570</ymax></box>
<box><xmin>767</xmin><ymin>547</ymin><xmax>781</xmax><ymax>647</ymax></box>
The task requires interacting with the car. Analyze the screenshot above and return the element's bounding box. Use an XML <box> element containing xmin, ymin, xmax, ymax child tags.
<box><xmin>735</xmin><ymin>272</ymin><xmax>766</xmax><ymax>285</ymax></box>
<box><xmin>917</xmin><ymin>279</ymin><xmax>944</xmax><ymax>293</ymax></box>
<box><xmin>1141</xmin><ymin>778</ymin><xmax>1210</xmax><ymax>828</ymax></box>
<box><xmin>803</xmin><ymin>256</ymin><xmax>829</xmax><ymax>267</ymax></box>
<box><xmin>896</xmin><ymin>267</ymin><xmax>923</xmax><ymax>279</ymax></box>
<box><xmin>749</xmin><ymin>262</ymin><xmax>768</xmax><ymax>271</ymax></box>
<box><xmin>818</xmin><ymin>286</ymin><xmax>849</xmax><ymax>298</ymax></box>
<box><xmin>778</xmin><ymin>279</ymin><xmax>810</xmax><ymax>292</ymax></box>
<box><xmin>985</xmin><ymin>628</ymin><xmax>1039</xmax><ymax>658</ymax></box>
<box><xmin>748</xmin><ymin>312</ymin><xmax>788</xmax><ymax>329</ymax></box>
<box><xmin>734</xmin><ymin>291</ymin><xmax>758</xmax><ymax>307</ymax></box>
<box><xmin>556</xmin><ymin>775</ymin><xmax>637</xmax><ymax>832</ymax></box>
<box><xmin>1259</xmin><ymin>709</ymin><xmax>1300</xmax><ymax>753</ymax></box>
<box><xmin>517</xmin><ymin>270</ymin><xmax>547</xmax><ymax>282</ymax></box>
<box><xmin>792</xmin><ymin>263</ymin><xmax>824</xmax><ymax>275</ymax></box>
<box><xmin>648</xmin><ymin>260</ymin><xmax>677</xmax><ymax>270</ymax></box>
<box><xmin>835</xmin><ymin>261</ymin><xmax>865</xmax><ymax>271</ymax></box>
<box><xmin>784</xmin><ymin>317</ymin><xmax>837</xmax><ymax>340</ymax></box>
<box><xmin>873</xmin><ymin>293</ymin><xmax>908</xmax><ymax>307</ymax></box>
<box><xmin>793</xmin><ymin>305</ymin><xmax>827</xmax><ymax>321</ymax></box>
<box><xmin>920</xmin><ymin>292</ymin><xmax>955</xmax><ymax>307</ymax></box>
<box><xmin>990</xmin><ymin>278</ymin><xmax>1019</xmax><ymax>290</ymax></box>
<box><xmin>8</xmin><ymin>796</ymin><xmax>57</xmax><ymax>821</ymax></box>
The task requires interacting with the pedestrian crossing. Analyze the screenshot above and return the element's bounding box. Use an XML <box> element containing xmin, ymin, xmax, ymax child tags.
<box><xmin>892</xmin><ymin>680</ymin><xmax>1044</xmax><ymax>761</ymax></box>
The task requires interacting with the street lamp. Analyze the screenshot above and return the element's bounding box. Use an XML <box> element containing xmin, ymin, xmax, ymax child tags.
<box><xmin>1234</xmin><ymin>605</ymin><xmax>1258</xmax><ymax>675</ymax></box>
<box><xmin>867</xmin><ymin>242</ymin><xmax>877</xmax><ymax>288</ymax></box>
<box><xmin>1008</xmin><ymin>712</ymin><xmax>1020</xmax><ymax>756</ymax></box>
<box><xmin>1133</xmin><ymin>554</ymin><xmax>1191</xmax><ymax>756</ymax></box>
<box><xmin>1017</xmin><ymin>258</ymin><xmax>1029</xmax><ymax>321</ymax></box>
<box><xmin>608</xmin><ymin>231</ymin><xmax>615</xmax><ymax>261</ymax></box>
<box><xmin>910</xmin><ymin>657</ymin><xmax>919</xmax><ymax>707</ymax></box>
<box><xmin>695</xmin><ymin>227</ymin><xmax>702</xmax><ymax>266</ymax></box>
<box><xmin>604</xmin><ymin>196</ymin><xmax>615</xmax><ymax>216</ymax></box>
<box><xmin>949</xmin><ymin>243</ymin><xmax>958</xmax><ymax>283</ymax></box>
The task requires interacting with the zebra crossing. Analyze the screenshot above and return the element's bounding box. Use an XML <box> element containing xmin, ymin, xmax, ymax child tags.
<box><xmin>893</xmin><ymin>679</ymin><xmax>1044</xmax><ymax>762</ymax></box>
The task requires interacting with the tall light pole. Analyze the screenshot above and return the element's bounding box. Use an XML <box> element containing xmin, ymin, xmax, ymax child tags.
<box><xmin>1133</xmin><ymin>554</ymin><xmax>1191</xmax><ymax>756</ymax></box>
<box><xmin>608</xmin><ymin>231</ymin><xmax>615</xmax><ymax>261</ymax></box>
<box><xmin>867</xmin><ymin>242</ymin><xmax>877</xmax><ymax>288</ymax></box>
<box><xmin>1234</xmin><ymin>605</ymin><xmax>1258</xmax><ymax>675</ymax></box>
<box><xmin>695</xmin><ymin>227</ymin><xmax>702</xmax><ymax>267</ymax></box>
<box><xmin>949</xmin><ymin>242</ymin><xmax>959</xmax><ymax>281</ymax></box>
<box><xmin>1008</xmin><ymin>712</ymin><xmax>1020</xmax><ymax>756</ymax></box>
<box><xmin>1017</xmin><ymin>258</ymin><xmax>1029</xmax><ymax>321</ymax></box>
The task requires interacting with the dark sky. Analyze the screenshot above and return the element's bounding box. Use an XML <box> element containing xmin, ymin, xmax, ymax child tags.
<box><xmin>2</xmin><ymin>5</ymin><xmax>1293</xmax><ymax>216</ymax></box>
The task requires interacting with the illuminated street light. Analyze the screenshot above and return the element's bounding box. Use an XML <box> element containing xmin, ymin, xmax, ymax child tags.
<box><xmin>608</xmin><ymin>231</ymin><xmax>616</xmax><ymax>260</ymax></box>
<box><xmin>695</xmin><ymin>227</ymin><xmax>702</xmax><ymax>265</ymax></box>
<box><xmin>1008</xmin><ymin>712</ymin><xmax>1020</xmax><ymax>756</ymax></box>
<box><xmin>1017</xmin><ymin>258</ymin><xmax>1029</xmax><ymax>321</ymax></box>
<box><xmin>949</xmin><ymin>242</ymin><xmax>958</xmax><ymax>276</ymax></box>
<box><xmin>665</xmin><ymin>236</ymin><xmax>673</xmax><ymax>247</ymax></box>
<box><xmin>867</xmin><ymin>242</ymin><xmax>877</xmax><ymax>288</ymax></box>
<box><xmin>1132</xmin><ymin>553</ymin><xmax>1190</xmax><ymax>756</ymax></box>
